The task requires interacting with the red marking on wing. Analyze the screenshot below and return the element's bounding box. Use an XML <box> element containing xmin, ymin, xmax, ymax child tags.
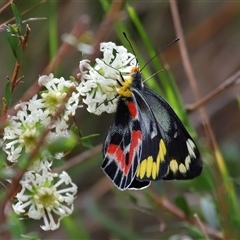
<box><xmin>106</xmin><ymin>130</ymin><xmax>142</xmax><ymax>176</ymax></box>
<box><xmin>107</xmin><ymin>144</ymin><xmax>125</xmax><ymax>165</ymax></box>
<box><xmin>123</xmin><ymin>130</ymin><xmax>142</xmax><ymax>175</ymax></box>
<box><xmin>128</xmin><ymin>101</ymin><xmax>137</xmax><ymax>118</ymax></box>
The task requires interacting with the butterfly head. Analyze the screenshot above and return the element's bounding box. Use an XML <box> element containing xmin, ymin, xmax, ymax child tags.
<box><xmin>118</xmin><ymin>67</ymin><xmax>143</xmax><ymax>98</ymax></box>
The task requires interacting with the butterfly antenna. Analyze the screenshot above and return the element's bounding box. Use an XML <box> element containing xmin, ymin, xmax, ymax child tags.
<box><xmin>143</xmin><ymin>69</ymin><xmax>164</xmax><ymax>83</ymax></box>
<box><xmin>123</xmin><ymin>32</ymin><xmax>138</xmax><ymax>66</ymax></box>
<box><xmin>141</xmin><ymin>38</ymin><xmax>179</xmax><ymax>72</ymax></box>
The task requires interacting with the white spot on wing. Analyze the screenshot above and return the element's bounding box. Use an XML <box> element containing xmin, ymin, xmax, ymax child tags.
<box><xmin>186</xmin><ymin>139</ymin><xmax>196</xmax><ymax>158</ymax></box>
<box><xmin>150</xmin><ymin>122</ymin><xmax>158</xmax><ymax>139</ymax></box>
<box><xmin>185</xmin><ymin>156</ymin><xmax>191</xmax><ymax>170</ymax></box>
<box><xmin>170</xmin><ymin>159</ymin><xmax>178</xmax><ymax>173</ymax></box>
<box><xmin>174</xmin><ymin>132</ymin><xmax>178</xmax><ymax>138</ymax></box>
<box><xmin>179</xmin><ymin>163</ymin><xmax>187</xmax><ymax>174</ymax></box>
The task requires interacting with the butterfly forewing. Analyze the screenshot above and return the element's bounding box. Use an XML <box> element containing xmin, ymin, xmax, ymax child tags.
<box><xmin>142</xmin><ymin>86</ymin><xmax>202</xmax><ymax>180</ymax></box>
<box><xmin>131</xmin><ymin>88</ymin><xmax>169</xmax><ymax>181</ymax></box>
<box><xmin>102</xmin><ymin>97</ymin><xmax>144</xmax><ymax>190</ymax></box>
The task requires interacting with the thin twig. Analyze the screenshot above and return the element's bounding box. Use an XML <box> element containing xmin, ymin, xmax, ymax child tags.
<box><xmin>194</xmin><ymin>213</ymin><xmax>210</xmax><ymax>240</ymax></box>
<box><xmin>150</xmin><ymin>189</ymin><xmax>223</xmax><ymax>240</ymax></box>
<box><xmin>90</xmin><ymin>0</ymin><xmax>124</xmax><ymax>61</ymax></box>
<box><xmin>22</xmin><ymin>17</ymin><xmax>47</xmax><ymax>24</ymax></box>
<box><xmin>10</xmin><ymin>25</ymin><xmax>31</xmax><ymax>91</ymax></box>
<box><xmin>187</xmin><ymin>70</ymin><xmax>240</xmax><ymax>111</ymax></box>
<box><xmin>169</xmin><ymin>0</ymin><xmax>199</xmax><ymax>100</ymax></box>
<box><xmin>21</xmin><ymin>24</ymin><xmax>31</xmax><ymax>49</ymax></box>
<box><xmin>0</xmin><ymin>0</ymin><xmax>12</xmax><ymax>14</ymax></box>
<box><xmin>0</xmin><ymin>0</ymin><xmax>47</xmax><ymax>31</ymax></box>
<box><xmin>85</xmin><ymin>176</ymin><xmax>113</xmax><ymax>198</ymax></box>
<box><xmin>0</xmin><ymin>25</ymin><xmax>31</xmax><ymax>124</ymax></box>
<box><xmin>54</xmin><ymin>144</ymin><xmax>102</xmax><ymax>173</ymax></box>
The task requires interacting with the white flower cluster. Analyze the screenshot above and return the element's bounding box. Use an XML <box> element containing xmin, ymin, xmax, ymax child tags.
<box><xmin>2</xmin><ymin>41</ymin><xmax>135</xmax><ymax>231</ymax></box>
<box><xmin>2</xmin><ymin>74</ymin><xmax>79</xmax><ymax>231</ymax></box>
<box><xmin>12</xmin><ymin>168</ymin><xmax>77</xmax><ymax>231</ymax></box>
<box><xmin>77</xmin><ymin>42</ymin><xmax>137</xmax><ymax>115</ymax></box>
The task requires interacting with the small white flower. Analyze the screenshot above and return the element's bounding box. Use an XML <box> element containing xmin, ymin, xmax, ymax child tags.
<box><xmin>3</xmin><ymin>104</ymin><xmax>47</xmax><ymax>162</ymax></box>
<box><xmin>12</xmin><ymin>167</ymin><xmax>77</xmax><ymax>231</ymax></box>
<box><xmin>29</xmin><ymin>158</ymin><xmax>52</xmax><ymax>172</ymax></box>
<box><xmin>77</xmin><ymin>42</ymin><xmax>137</xmax><ymax>115</ymax></box>
<box><xmin>3</xmin><ymin>74</ymin><xmax>82</xmax><ymax>163</ymax></box>
<box><xmin>38</xmin><ymin>73</ymin><xmax>54</xmax><ymax>86</ymax></box>
<box><xmin>61</xmin><ymin>33</ymin><xmax>94</xmax><ymax>54</ymax></box>
<box><xmin>39</xmin><ymin>74</ymin><xmax>81</xmax><ymax>121</ymax></box>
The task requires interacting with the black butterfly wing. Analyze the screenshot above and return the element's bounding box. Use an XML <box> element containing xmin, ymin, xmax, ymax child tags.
<box><xmin>102</xmin><ymin>82</ymin><xmax>202</xmax><ymax>190</ymax></box>
<box><xmin>127</xmin><ymin>178</ymin><xmax>150</xmax><ymax>190</ymax></box>
<box><xmin>102</xmin><ymin>88</ymin><xmax>171</xmax><ymax>190</ymax></box>
<box><xmin>130</xmin><ymin>88</ymin><xmax>169</xmax><ymax>182</ymax></box>
<box><xmin>142</xmin><ymin>86</ymin><xmax>203</xmax><ymax>180</ymax></box>
<box><xmin>102</xmin><ymin>96</ymin><xmax>150</xmax><ymax>190</ymax></box>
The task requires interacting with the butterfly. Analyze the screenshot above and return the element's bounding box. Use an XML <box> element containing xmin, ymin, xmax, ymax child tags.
<box><xmin>101</xmin><ymin>65</ymin><xmax>202</xmax><ymax>190</ymax></box>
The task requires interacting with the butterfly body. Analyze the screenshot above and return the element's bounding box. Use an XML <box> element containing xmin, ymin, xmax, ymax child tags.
<box><xmin>102</xmin><ymin>67</ymin><xmax>202</xmax><ymax>190</ymax></box>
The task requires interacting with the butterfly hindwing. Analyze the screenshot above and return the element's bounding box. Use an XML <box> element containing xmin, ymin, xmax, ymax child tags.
<box><xmin>142</xmin><ymin>86</ymin><xmax>202</xmax><ymax>180</ymax></box>
<box><xmin>102</xmin><ymin>97</ymin><xmax>146</xmax><ymax>190</ymax></box>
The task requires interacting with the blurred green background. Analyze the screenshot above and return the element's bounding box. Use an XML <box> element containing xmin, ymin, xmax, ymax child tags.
<box><xmin>1</xmin><ymin>1</ymin><xmax>240</xmax><ymax>239</ymax></box>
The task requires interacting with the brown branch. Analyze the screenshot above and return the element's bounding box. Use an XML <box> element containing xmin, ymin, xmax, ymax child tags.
<box><xmin>0</xmin><ymin>0</ymin><xmax>47</xmax><ymax>32</ymax></box>
<box><xmin>187</xmin><ymin>70</ymin><xmax>240</xmax><ymax>111</ymax></box>
<box><xmin>169</xmin><ymin>0</ymin><xmax>199</xmax><ymax>100</ymax></box>
<box><xmin>0</xmin><ymin>0</ymin><xmax>12</xmax><ymax>14</ymax></box>
<box><xmin>194</xmin><ymin>213</ymin><xmax>210</xmax><ymax>240</ymax></box>
<box><xmin>10</xmin><ymin>62</ymin><xmax>21</xmax><ymax>92</ymax></box>
<box><xmin>54</xmin><ymin>144</ymin><xmax>102</xmax><ymax>173</ymax></box>
<box><xmin>10</xmin><ymin>24</ymin><xmax>30</xmax><ymax>91</ymax></box>
<box><xmin>21</xmin><ymin>24</ymin><xmax>31</xmax><ymax>49</ymax></box>
<box><xmin>89</xmin><ymin>0</ymin><xmax>124</xmax><ymax>62</ymax></box>
<box><xmin>84</xmin><ymin>176</ymin><xmax>113</xmax><ymax>199</ymax></box>
<box><xmin>149</xmin><ymin>189</ymin><xmax>223</xmax><ymax>240</ymax></box>
<box><xmin>1</xmin><ymin>24</ymin><xmax>31</xmax><ymax>124</ymax></box>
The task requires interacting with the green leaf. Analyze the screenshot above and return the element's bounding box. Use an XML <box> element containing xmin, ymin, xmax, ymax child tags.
<box><xmin>70</xmin><ymin>123</ymin><xmax>81</xmax><ymax>136</ymax></box>
<box><xmin>62</xmin><ymin>216</ymin><xmax>90</xmax><ymax>240</ymax></box>
<box><xmin>20</xmin><ymin>233</ymin><xmax>40</xmax><ymax>240</ymax></box>
<box><xmin>5</xmin><ymin>25</ymin><xmax>23</xmax><ymax>61</ymax></box>
<box><xmin>88</xmin><ymin>200</ymin><xmax>143</xmax><ymax>239</ymax></box>
<box><xmin>237</xmin><ymin>96</ymin><xmax>240</xmax><ymax>109</ymax></box>
<box><xmin>200</xmin><ymin>195</ymin><xmax>219</xmax><ymax>229</ymax></box>
<box><xmin>128</xmin><ymin>193</ymin><xmax>138</xmax><ymax>205</ymax></box>
<box><xmin>17</xmin><ymin>151</ymin><xmax>30</xmax><ymax>169</ymax></box>
<box><xmin>99</xmin><ymin>0</ymin><xmax>110</xmax><ymax>11</ymax></box>
<box><xmin>185</xmin><ymin>223</ymin><xmax>205</xmax><ymax>239</ymax></box>
<box><xmin>174</xmin><ymin>195</ymin><xmax>191</xmax><ymax>216</ymax></box>
<box><xmin>11</xmin><ymin>3</ymin><xmax>23</xmax><ymax>34</ymax></box>
<box><xmin>81</xmin><ymin>134</ymin><xmax>99</xmax><ymax>149</ymax></box>
<box><xmin>48</xmin><ymin>134</ymin><xmax>78</xmax><ymax>155</ymax></box>
<box><xmin>69</xmin><ymin>76</ymin><xmax>76</xmax><ymax>82</ymax></box>
<box><xmin>4</xmin><ymin>81</ymin><xmax>12</xmax><ymax>107</ymax></box>
<box><xmin>8</xmin><ymin>212</ymin><xmax>25</xmax><ymax>239</ymax></box>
